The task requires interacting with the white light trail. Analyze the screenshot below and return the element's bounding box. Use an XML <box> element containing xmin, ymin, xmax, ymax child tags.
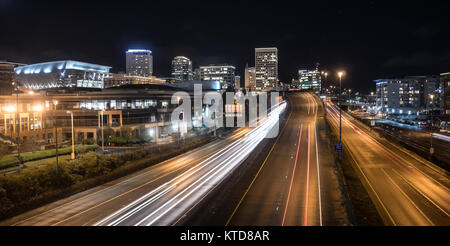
<box><xmin>95</xmin><ymin>101</ymin><xmax>286</xmax><ymax>226</ymax></box>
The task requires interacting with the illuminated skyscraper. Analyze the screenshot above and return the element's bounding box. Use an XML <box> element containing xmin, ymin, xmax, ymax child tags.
<box><xmin>298</xmin><ymin>69</ymin><xmax>321</xmax><ymax>91</ymax></box>
<box><xmin>244</xmin><ymin>63</ymin><xmax>256</xmax><ymax>91</ymax></box>
<box><xmin>255</xmin><ymin>47</ymin><xmax>278</xmax><ymax>91</ymax></box>
<box><xmin>171</xmin><ymin>56</ymin><xmax>193</xmax><ymax>81</ymax></box>
<box><xmin>126</xmin><ymin>49</ymin><xmax>153</xmax><ymax>77</ymax></box>
<box><xmin>200</xmin><ymin>65</ymin><xmax>236</xmax><ymax>89</ymax></box>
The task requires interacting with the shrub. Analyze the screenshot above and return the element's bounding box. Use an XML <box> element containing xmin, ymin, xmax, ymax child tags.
<box><xmin>82</xmin><ymin>138</ymin><xmax>95</xmax><ymax>145</ymax></box>
<box><xmin>0</xmin><ymin>145</ymin><xmax>98</xmax><ymax>170</ymax></box>
<box><xmin>0</xmin><ymin>134</ymin><xmax>215</xmax><ymax>220</ymax></box>
<box><xmin>0</xmin><ymin>185</ymin><xmax>13</xmax><ymax>212</ymax></box>
<box><xmin>109</xmin><ymin>136</ymin><xmax>127</xmax><ymax>146</ymax></box>
<box><xmin>0</xmin><ymin>156</ymin><xmax>20</xmax><ymax>169</ymax></box>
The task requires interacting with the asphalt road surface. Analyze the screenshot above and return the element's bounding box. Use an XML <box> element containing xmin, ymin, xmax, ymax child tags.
<box><xmin>0</xmin><ymin>102</ymin><xmax>286</xmax><ymax>226</ymax></box>
<box><xmin>326</xmin><ymin>101</ymin><xmax>450</xmax><ymax>226</ymax></box>
<box><xmin>227</xmin><ymin>92</ymin><xmax>349</xmax><ymax>226</ymax></box>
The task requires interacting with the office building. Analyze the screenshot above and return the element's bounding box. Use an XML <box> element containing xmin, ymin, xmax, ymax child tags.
<box><xmin>0</xmin><ymin>83</ymin><xmax>221</xmax><ymax>146</ymax></box>
<box><xmin>126</xmin><ymin>49</ymin><xmax>153</xmax><ymax>77</ymax></box>
<box><xmin>255</xmin><ymin>47</ymin><xmax>278</xmax><ymax>91</ymax></box>
<box><xmin>375</xmin><ymin>75</ymin><xmax>440</xmax><ymax>117</ymax></box>
<box><xmin>200</xmin><ymin>65</ymin><xmax>236</xmax><ymax>89</ymax></box>
<box><xmin>14</xmin><ymin>60</ymin><xmax>111</xmax><ymax>89</ymax></box>
<box><xmin>171</xmin><ymin>56</ymin><xmax>193</xmax><ymax>81</ymax></box>
<box><xmin>244</xmin><ymin>64</ymin><xmax>256</xmax><ymax>91</ymax></box>
<box><xmin>297</xmin><ymin>67</ymin><xmax>321</xmax><ymax>92</ymax></box>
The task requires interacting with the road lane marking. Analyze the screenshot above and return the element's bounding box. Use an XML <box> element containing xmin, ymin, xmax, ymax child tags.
<box><xmin>139</xmin><ymin>123</ymin><xmax>273</xmax><ymax>226</ymax></box>
<box><xmin>225</xmin><ymin>102</ymin><xmax>293</xmax><ymax>226</ymax></box>
<box><xmin>11</xmin><ymin>128</ymin><xmax>249</xmax><ymax>225</ymax></box>
<box><xmin>106</xmin><ymin>185</ymin><xmax>175</xmax><ymax>226</ymax></box>
<box><xmin>53</xmin><ymin>176</ymin><xmax>176</xmax><ymax>225</ymax></box>
<box><xmin>103</xmin><ymin>128</ymin><xmax>262</xmax><ymax>225</ymax></box>
<box><xmin>84</xmin><ymin>127</ymin><xmax>263</xmax><ymax>226</ymax></box>
<box><xmin>138</xmin><ymin>103</ymin><xmax>287</xmax><ymax>226</ymax></box>
<box><xmin>312</xmin><ymin>94</ymin><xmax>323</xmax><ymax>226</ymax></box>
<box><xmin>390</xmin><ymin>168</ymin><xmax>449</xmax><ymax>218</ymax></box>
<box><xmin>330</xmin><ymin>103</ymin><xmax>450</xmax><ymax>194</ymax></box>
<box><xmin>282</xmin><ymin>124</ymin><xmax>303</xmax><ymax>226</ymax></box>
<box><xmin>304</xmin><ymin>124</ymin><xmax>312</xmax><ymax>226</ymax></box>
<box><xmin>171</xmin><ymin>113</ymin><xmax>285</xmax><ymax>226</ymax></box>
<box><xmin>330</xmin><ymin>103</ymin><xmax>448</xmax><ymax>182</ymax></box>
<box><xmin>381</xmin><ymin>168</ymin><xmax>434</xmax><ymax>225</ymax></box>
<box><xmin>326</xmin><ymin>103</ymin><xmax>397</xmax><ymax>225</ymax></box>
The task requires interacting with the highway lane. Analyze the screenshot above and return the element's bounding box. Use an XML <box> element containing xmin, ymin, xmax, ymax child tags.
<box><xmin>1</xmin><ymin>102</ymin><xmax>286</xmax><ymax>226</ymax></box>
<box><xmin>227</xmin><ymin>92</ymin><xmax>348</xmax><ymax>226</ymax></box>
<box><xmin>326</xmin><ymin>101</ymin><xmax>450</xmax><ymax>226</ymax></box>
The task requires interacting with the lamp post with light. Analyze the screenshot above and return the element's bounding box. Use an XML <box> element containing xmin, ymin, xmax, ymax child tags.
<box><xmin>338</xmin><ymin>71</ymin><xmax>345</xmax><ymax>160</ymax></box>
<box><xmin>321</xmin><ymin>71</ymin><xmax>328</xmax><ymax>95</ymax></box>
<box><xmin>100</xmin><ymin>110</ymin><xmax>105</xmax><ymax>151</ymax></box>
<box><xmin>338</xmin><ymin>72</ymin><xmax>344</xmax><ymax>144</ymax></box>
<box><xmin>429</xmin><ymin>94</ymin><xmax>435</xmax><ymax>159</ymax></box>
<box><xmin>53</xmin><ymin>100</ymin><xmax>59</xmax><ymax>173</ymax></box>
<box><xmin>16</xmin><ymin>86</ymin><xmax>21</xmax><ymax>169</ymax></box>
<box><xmin>67</xmin><ymin>111</ymin><xmax>75</xmax><ymax>159</ymax></box>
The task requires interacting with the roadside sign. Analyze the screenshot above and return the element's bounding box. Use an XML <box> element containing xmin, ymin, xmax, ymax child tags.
<box><xmin>370</xmin><ymin>120</ymin><xmax>375</xmax><ymax>126</ymax></box>
<box><xmin>430</xmin><ymin>147</ymin><xmax>434</xmax><ymax>154</ymax></box>
<box><xmin>335</xmin><ymin>143</ymin><xmax>343</xmax><ymax>153</ymax></box>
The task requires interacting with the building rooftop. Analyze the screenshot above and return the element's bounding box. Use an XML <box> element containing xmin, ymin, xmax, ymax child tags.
<box><xmin>126</xmin><ymin>49</ymin><xmax>152</xmax><ymax>54</ymax></box>
<box><xmin>14</xmin><ymin>60</ymin><xmax>111</xmax><ymax>75</ymax></box>
<box><xmin>0</xmin><ymin>61</ymin><xmax>27</xmax><ymax>66</ymax></box>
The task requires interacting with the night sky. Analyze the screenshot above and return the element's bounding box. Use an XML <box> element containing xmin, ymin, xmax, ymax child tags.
<box><xmin>1</xmin><ymin>0</ymin><xmax>449</xmax><ymax>93</ymax></box>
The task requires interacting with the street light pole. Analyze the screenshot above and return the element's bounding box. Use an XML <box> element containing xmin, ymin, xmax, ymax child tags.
<box><xmin>338</xmin><ymin>71</ymin><xmax>344</xmax><ymax>160</ymax></box>
<box><xmin>338</xmin><ymin>72</ymin><xmax>343</xmax><ymax>145</ymax></box>
<box><xmin>16</xmin><ymin>87</ymin><xmax>22</xmax><ymax>170</ymax></box>
<box><xmin>53</xmin><ymin>100</ymin><xmax>59</xmax><ymax>173</ymax></box>
<box><xmin>67</xmin><ymin>111</ymin><xmax>75</xmax><ymax>159</ymax></box>
<box><xmin>101</xmin><ymin>110</ymin><xmax>104</xmax><ymax>151</ymax></box>
<box><xmin>321</xmin><ymin>71</ymin><xmax>328</xmax><ymax>95</ymax></box>
<box><xmin>429</xmin><ymin>95</ymin><xmax>434</xmax><ymax>159</ymax></box>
